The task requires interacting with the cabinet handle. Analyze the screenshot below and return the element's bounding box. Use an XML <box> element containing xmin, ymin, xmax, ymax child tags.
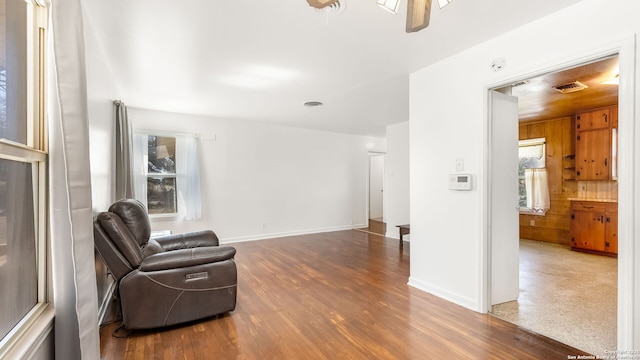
<box><xmin>606</xmin><ymin>216</ymin><xmax>611</xmax><ymax>223</ymax></box>
<box><xmin>582</xmin><ymin>206</ymin><xmax>594</xmax><ymax>209</ymax></box>
<box><xmin>605</xmin><ymin>158</ymin><xmax>608</xmax><ymax>167</ymax></box>
<box><xmin>603</xmin><ymin>114</ymin><xmax>608</xmax><ymax>122</ymax></box>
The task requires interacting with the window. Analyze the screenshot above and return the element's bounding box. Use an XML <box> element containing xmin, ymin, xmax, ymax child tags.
<box><xmin>518</xmin><ymin>137</ymin><xmax>549</xmax><ymax>213</ymax></box>
<box><xmin>147</xmin><ymin>135</ymin><xmax>177</xmax><ymax>215</ymax></box>
<box><xmin>0</xmin><ymin>0</ymin><xmax>48</xmax><ymax>354</ymax></box>
<box><xmin>134</xmin><ymin>132</ymin><xmax>202</xmax><ymax>220</ymax></box>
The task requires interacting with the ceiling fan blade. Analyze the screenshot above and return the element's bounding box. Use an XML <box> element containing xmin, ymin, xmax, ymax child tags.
<box><xmin>306</xmin><ymin>0</ymin><xmax>339</xmax><ymax>9</ymax></box>
<box><xmin>406</xmin><ymin>0</ymin><xmax>432</xmax><ymax>33</ymax></box>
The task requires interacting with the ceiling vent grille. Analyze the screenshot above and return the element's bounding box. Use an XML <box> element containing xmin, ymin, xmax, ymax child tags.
<box><xmin>552</xmin><ymin>81</ymin><xmax>588</xmax><ymax>94</ymax></box>
<box><xmin>511</xmin><ymin>80</ymin><xmax>529</xmax><ymax>87</ymax></box>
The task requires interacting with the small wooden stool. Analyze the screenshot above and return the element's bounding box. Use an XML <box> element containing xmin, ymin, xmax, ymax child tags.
<box><xmin>396</xmin><ymin>224</ymin><xmax>410</xmax><ymax>248</ymax></box>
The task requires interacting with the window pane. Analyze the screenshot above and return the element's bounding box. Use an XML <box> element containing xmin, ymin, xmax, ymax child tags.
<box><xmin>147</xmin><ymin>176</ymin><xmax>177</xmax><ymax>214</ymax></box>
<box><xmin>0</xmin><ymin>0</ymin><xmax>28</xmax><ymax>144</ymax></box>
<box><xmin>0</xmin><ymin>158</ymin><xmax>37</xmax><ymax>340</ymax></box>
<box><xmin>147</xmin><ymin>136</ymin><xmax>176</xmax><ymax>174</ymax></box>
<box><xmin>518</xmin><ymin>138</ymin><xmax>546</xmax><ymax>209</ymax></box>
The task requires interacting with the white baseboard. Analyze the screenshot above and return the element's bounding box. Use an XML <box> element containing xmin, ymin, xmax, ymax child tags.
<box><xmin>408</xmin><ymin>276</ymin><xmax>478</xmax><ymax>312</ymax></box>
<box><xmin>220</xmin><ymin>224</ymin><xmax>367</xmax><ymax>244</ymax></box>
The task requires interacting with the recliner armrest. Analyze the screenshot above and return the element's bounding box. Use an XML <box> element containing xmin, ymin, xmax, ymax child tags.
<box><xmin>154</xmin><ymin>230</ymin><xmax>219</xmax><ymax>250</ymax></box>
<box><xmin>139</xmin><ymin>246</ymin><xmax>236</xmax><ymax>272</ymax></box>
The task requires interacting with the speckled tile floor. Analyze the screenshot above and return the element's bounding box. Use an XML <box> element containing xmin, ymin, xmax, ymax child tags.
<box><xmin>491</xmin><ymin>239</ymin><xmax>617</xmax><ymax>357</ymax></box>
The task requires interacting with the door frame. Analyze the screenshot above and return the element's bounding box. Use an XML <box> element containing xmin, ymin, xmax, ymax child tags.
<box><xmin>481</xmin><ymin>36</ymin><xmax>636</xmax><ymax>350</ymax></box>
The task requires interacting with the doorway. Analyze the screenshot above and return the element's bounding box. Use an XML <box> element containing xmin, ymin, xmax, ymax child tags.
<box><xmin>487</xmin><ymin>56</ymin><xmax>620</xmax><ymax>355</ymax></box>
<box><xmin>367</xmin><ymin>153</ymin><xmax>386</xmax><ymax>236</ymax></box>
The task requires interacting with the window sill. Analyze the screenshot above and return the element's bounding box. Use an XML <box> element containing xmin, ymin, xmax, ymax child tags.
<box><xmin>149</xmin><ymin>213</ymin><xmax>179</xmax><ymax>222</ymax></box>
<box><xmin>0</xmin><ymin>304</ymin><xmax>54</xmax><ymax>359</ymax></box>
<box><xmin>519</xmin><ymin>208</ymin><xmax>548</xmax><ymax>216</ymax></box>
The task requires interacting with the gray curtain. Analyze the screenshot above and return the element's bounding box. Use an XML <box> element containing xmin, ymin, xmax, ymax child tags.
<box><xmin>114</xmin><ymin>100</ymin><xmax>134</xmax><ymax>199</ymax></box>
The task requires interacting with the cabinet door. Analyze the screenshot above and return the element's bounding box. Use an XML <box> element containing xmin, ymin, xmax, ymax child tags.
<box><xmin>605</xmin><ymin>211</ymin><xmax>618</xmax><ymax>254</ymax></box>
<box><xmin>576</xmin><ymin>128</ymin><xmax>611</xmax><ymax>180</ymax></box>
<box><xmin>576</xmin><ymin>109</ymin><xmax>610</xmax><ymax>131</ymax></box>
<box><xmin>571</xmin><ymin>210</ymin><xmax>606</xmax><ymax>251</ymax></box>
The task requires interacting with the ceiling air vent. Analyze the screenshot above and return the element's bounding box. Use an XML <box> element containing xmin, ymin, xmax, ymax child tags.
<box><xmin>552</xmin><ymin>81</ymin><xmax>588</xmax><ymax>94</ymax></box>
<box><xmin>511</xmin><ymin>80</ymin><xmax>529</xmax><ymax>87</ymax></box>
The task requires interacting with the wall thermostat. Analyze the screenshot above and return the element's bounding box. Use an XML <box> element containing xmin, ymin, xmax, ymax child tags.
<box><xmin>449</xmin><ymin>174</ymin><xmax>472</xmax><ymax>191</ymax></box>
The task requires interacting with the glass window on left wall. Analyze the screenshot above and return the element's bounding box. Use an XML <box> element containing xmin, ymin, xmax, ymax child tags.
<box><xmin>0</xmin><ymin>0</ymin><xmax>49</xmax><ymax>355</ymax></box>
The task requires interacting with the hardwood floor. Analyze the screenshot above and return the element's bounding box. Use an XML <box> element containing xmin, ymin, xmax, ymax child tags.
<box><xmin>354</xmin><ymin>218</ymin><xmax>387</xmax><ymax>236</ymax></box>
<box><xmin>100</xmin><ymin>230</ymin><xmax>588</xmax><ymax>359</ymax></box>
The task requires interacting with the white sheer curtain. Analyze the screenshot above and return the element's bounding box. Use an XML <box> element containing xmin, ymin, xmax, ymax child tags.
<box><xmin>176</xmin><ymin>135</ymin><xmax>202</xmax><ymax>220</ymax></box>
<box><xmin>49</xmin><ymin>0</ymin><xmax>100</xmax><ymax>358</ymax></box>
<box><xmin>133</xmin><ymin>133</ymin><xmax>148</xmax><ymax>206</ymax></box>
<box><xmin>525</xmin><ymin>168</ymin><xmax>550</xmax><ymax>212</ymax></box>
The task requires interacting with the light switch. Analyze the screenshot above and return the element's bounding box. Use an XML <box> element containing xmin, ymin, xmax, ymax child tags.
<box><xmin>455</xmin><ymin>158</ymin><xmax>464</xmax><ymax>171</ymax></box>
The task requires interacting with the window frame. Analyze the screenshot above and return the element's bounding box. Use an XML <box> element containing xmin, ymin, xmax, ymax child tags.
<box><xmin>0</xmin><ymin>0</ymin><xmax>51</xmax><ymax>357</ymax></box>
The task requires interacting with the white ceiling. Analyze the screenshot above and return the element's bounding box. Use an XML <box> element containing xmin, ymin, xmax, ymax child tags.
<box><xmin>83</xmin><ymin>0</ymin><xmax>583</xmax><ymax>138</ymax></box>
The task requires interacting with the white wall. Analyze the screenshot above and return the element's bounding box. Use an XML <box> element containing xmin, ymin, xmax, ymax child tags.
<box><xmin>409</xmin><ymin>0</ymin><xmax>640</xmax><ymax>349</ymax></box>
<box><xmin>83</xmin><ymin>6</ymin><xmax>121</xmax><ymax>324</ymax></box>
<box><xmin>84</xmin><ymin>10</ymin><xmax>119</xmax><ymax>212</ymax></box>
<box><xmin>129</xmin><ymin>107</ymin><xmax>386</xmax><ymax>242</ymax></box>
<box><xmin>384</xmin><ymin>121</ymin><xmax>410</xmax><ymax>238</ymax></box>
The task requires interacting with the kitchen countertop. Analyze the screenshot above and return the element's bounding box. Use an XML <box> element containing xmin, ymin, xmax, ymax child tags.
<box><xmin>567</xmin><ymin>198</ymin><xmax>618</xmax><ymax>203</ymax></box>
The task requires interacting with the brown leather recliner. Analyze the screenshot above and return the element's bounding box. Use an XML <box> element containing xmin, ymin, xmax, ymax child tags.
<box><xmin>93</xmin><ymin>199</ymin><xmax>237</xmax><ymax>330</ymax></box>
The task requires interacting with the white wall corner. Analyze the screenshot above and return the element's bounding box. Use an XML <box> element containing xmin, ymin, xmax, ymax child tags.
<box><xmin>408</xmin><ymin>276</ymin><xmax>478</xmax><ymax>312</ymax></box>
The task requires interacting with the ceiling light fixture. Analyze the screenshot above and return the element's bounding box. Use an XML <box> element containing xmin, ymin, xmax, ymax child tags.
<box><xmin>438</xmin><ymin>0</ymin><xmax>452</xmax><ymax>8</ymax></box>
<box><xmin>306</xmin><ymin>0</ymin><xmax>339</xmax><ymax>8</ymax></box>
<box><xmin>377</xmin><ymin>0</ymin><xmax>400</xmax><ymax>14</ymax></box>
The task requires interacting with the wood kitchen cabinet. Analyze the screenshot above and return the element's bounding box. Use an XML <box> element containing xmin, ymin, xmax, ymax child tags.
<box><xmin>570</xmin><ymin>201</ymin><xmax>617</xmax><ymax>256</ymax></box>
<box><xmin>575</xmin><ymin>106</ymin><xmax>617</xmax><ymax>180</ymax></box>
<box><xmin>604</xmin><ymin>203</ymin><xmax>618</xmax><ymax>254</ymax></box>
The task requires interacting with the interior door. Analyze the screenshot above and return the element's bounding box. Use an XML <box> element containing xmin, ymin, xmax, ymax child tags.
<box><xmin>490</xmin><ymin>91</ymin><xmax>520</xmax><ymax>306</ymax></box>
<box><xmin>369</xmin><ymin>154</ymin><xmax>384</xmax><ymax>220</ymax></box>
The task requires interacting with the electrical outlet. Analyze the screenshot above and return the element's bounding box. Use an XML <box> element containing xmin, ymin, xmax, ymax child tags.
<box><xmin>529</xmin><ymin>220</ymin><xmax>535</xmax><ymax>227</ymax></box>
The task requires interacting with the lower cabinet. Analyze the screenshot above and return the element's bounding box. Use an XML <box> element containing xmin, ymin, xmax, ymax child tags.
<box><xmin>570</xmin><ymin>201</ymin><xmax>617</xmax><ymax>256</ymax></box>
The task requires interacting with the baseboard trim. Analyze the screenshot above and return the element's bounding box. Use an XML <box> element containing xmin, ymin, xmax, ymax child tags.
<box><xmin>220</xmin><ymin>224</ymin><xmax>368</xmax><ymax>244</ymax></box>
<box><xmin>408</xmin><ymin>276</ymin><xmax>478</xmax><ymax>312</ymax></box>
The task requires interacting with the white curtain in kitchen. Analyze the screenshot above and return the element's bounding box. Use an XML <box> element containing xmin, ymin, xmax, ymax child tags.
<box><xmin>525</xmin><ymin>168</ymin><xmax>550</xmax><ymax>212</ymax></box>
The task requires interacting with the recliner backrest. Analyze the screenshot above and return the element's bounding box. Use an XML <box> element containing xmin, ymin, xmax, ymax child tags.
<box><xmin>95</xmin><ymin>212</ymin><xmax>144</xmax><ymax>269</ymax></box>
<box><xmin>109</xmin><ymin>199</ymin><xmax>152</xmax><ymax>247</ymax></box>
<box><xmin>94</xmin><ymin>216</ymin><xmax>135</xmax><ymax>281</ymax></box>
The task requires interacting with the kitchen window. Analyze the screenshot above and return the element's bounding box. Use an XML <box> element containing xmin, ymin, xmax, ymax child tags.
<box><xmin>518</xmin><ymin>138</ymin><xmax>550</xmax><ymax>214</ymax></box>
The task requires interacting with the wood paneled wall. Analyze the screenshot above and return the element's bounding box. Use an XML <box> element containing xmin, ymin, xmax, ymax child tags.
<box><xmin>519</xmin><ymin>117</ymin><xmax>577</xmax><ymax>245</ymax></box>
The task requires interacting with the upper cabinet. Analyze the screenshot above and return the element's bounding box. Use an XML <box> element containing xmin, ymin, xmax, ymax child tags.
<box><xmin>575</xmin><ymin>105</ymin><xmax>618</xmax><ymax>181</ymax></box>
